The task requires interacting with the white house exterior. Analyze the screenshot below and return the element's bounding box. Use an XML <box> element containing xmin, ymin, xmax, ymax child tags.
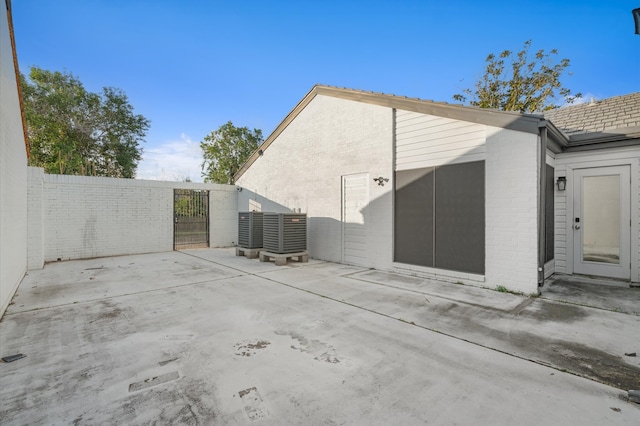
<box><xmin>236</xmin><ymin>86</ymin><xmax>640</xmax><ymax>294</ymax></box>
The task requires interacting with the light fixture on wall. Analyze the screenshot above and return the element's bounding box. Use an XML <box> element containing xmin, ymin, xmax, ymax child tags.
<box><xmin>556</xmin><ymin>176</ymin><xmax>566</xmax><ymax>191</ymax></box>
<box><xmin>373</xmin><ymin>176</ymin><xmax>389</xmax><ymax>186</ymax></box>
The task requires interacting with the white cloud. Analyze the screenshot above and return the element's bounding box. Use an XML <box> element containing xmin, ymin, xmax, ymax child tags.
<box><xmin>136</xmin><ymin>134</ymin><xmax>204</xmax><ymax>182</ymax></box>
<box><xmin>559</xmin><ymin>92</ymin><xmax>596</xmax><ymax>108</ymax></box>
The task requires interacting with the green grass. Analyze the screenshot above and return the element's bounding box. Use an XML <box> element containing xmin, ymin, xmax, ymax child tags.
<box><xmin>495</xmin><ymin>285</ymin><xmax>528</xmax><ymax>297</ymax></box>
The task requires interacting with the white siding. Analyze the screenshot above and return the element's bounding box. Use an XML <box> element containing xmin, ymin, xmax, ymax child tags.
<box><xmin>237</xmin><ymin>95</ymin><xmax>394</xmax><ymax>268</ymax></box>
<box><xmin>395</xmin><ymin>110</ymin><xmax>485</xmax><ymax>171</ymax></box>
<box><xmin>0</xmin><ymin>0</ymin><xmax>28</xmax><ymax>317</ymax></box>
<box><xmin>554</xmin><ymin>146</ymin><xmax>640</xmax><ymax>283</ymax></box>
<box><xmin>27</xmin><ymin>170</ymin><xmax>237</xmax><ymax>265</ymax></box>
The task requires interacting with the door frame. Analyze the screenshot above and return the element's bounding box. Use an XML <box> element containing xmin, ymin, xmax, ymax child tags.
<box><xmin>341</xmin><ymin>172</ymin><xmax>369</xmax><ymax>265</ymax></box>
<box><xmin>571</xmin><ymin>165</ymin><xmax>630</xmax><ymax>279</ymax></box>
<box><xmin>564</xmin><ymin>158</ymin><xmax>638</xmax><ymax>281</ymax></box>
<box><xmin>173</xmin><ymin>189</ymin><xmax>210</xmax><ymax>250</ymax></box>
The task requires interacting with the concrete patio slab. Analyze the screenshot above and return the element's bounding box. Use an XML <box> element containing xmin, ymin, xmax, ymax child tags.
<box><xmin>11</xmin><ymin>251</ymin><xmax>244</xmax><ymax>313</ymax></box>
<box><xmin>260</xmin><ymin>262</ymin><xmax>640</xmax><ymax>391</ymax></box>
<box><xmin>541</xmin><ymin>274</ymin><xmax>640</xmax><ymax>315</ymax></box>
<box><xmin>1</xmin><ymin>249</ymin><xmax>638</xmax><ymax>425</ymax></box>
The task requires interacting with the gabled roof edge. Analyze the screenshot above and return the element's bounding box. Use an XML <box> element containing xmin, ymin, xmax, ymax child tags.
<box><xmin>234</xmin><ymin>85</ymin><xmax>545</xmax><ymax>182</ymax></box>
<box><xmin>234</xmin><ymin>85</ymin><xmax>320</xmax><ymax>182</ymax></box>
<box><xmin>6</xmin><ymin>0</ymin><xmax>30</xmax><ymax>158</ymax></box>
<box><xmin>313</xmin><ymin>85</ymin><xmax>543</xmax><ymax>134</ymax></box>
<box><xmin>234</xmin><ymin>85</ymin><xmax>640</xmax><ymax>181</ymax></box>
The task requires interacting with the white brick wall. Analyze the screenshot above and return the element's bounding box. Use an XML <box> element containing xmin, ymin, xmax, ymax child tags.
<box><xmin>1</xmin><ymin>0</ymin><xmax>28</xmax><ymax>317</ymax></box>
<box><xmin>237</xmin><ymin>95</ymin><xmax>394</xmax><ymax>268</ymax></box>
<box><xmin>209</xmin><ymin>188</ymin><xmax>239</xmax><ymax>247</ymax></box>
<box><xmin>27</xmin><ymin>169</ymin><xmax>237</xmax><ymax>265</ymax></box>
<box><xmin>484</xmin><ymin>127</ymin><xmax>540</xmax><ymax>294</ymax></box>
<box><xmin>27</xmin><ymin>167</ymin><xmax>45</xmax><ymax>269</ymax></box>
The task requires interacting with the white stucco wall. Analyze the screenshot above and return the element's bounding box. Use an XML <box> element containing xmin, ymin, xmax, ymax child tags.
<box><xmin>0</xmin><ymin>0</ymin><xmax>28</xmax><ymax>317</ymax></box>
<box><xmin>236</xmin><ymin>95</ymin><xmax>394</xmax><ymax>267</ymax></box>
<box><xmin>554</xmin><ymin>146</ymin><xmax>640</xmax><ymax>283</ymax></box>
<box><xmin>27</xmin><ymin>170</ymin><xmax>237</xmax><ymax>266</ymax></box>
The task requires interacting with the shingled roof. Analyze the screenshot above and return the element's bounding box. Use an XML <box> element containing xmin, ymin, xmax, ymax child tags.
<box><xmin>544</xmin><ymin>93</ymin><xmax>640</xmax><ymax>136</ymax></box>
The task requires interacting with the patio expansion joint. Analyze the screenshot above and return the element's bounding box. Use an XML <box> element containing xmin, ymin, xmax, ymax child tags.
<box><xmin>2</xmin><ymin>273</ymin><xmax>247</xmax><ymax>316</ymax></box>
<box><xmin>343</xmin><ymin>273</ymin><xmax>525</xmax><ymax>314</ymax></box>
<box><xmin>178</xmin><ymin>250</ymin><xmax>341</xmax><ymax>275</ymax></box>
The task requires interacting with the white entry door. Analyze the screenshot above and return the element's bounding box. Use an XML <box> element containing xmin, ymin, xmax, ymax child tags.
<box><xmin>573</xmin><ymin>166</ymin><xmax>631</xmax><ymax>279</ymax></box>
<box><xmin>342</xmin><ymin>173</ymin><xmax>368</xmax><ymax>266</ymax></box>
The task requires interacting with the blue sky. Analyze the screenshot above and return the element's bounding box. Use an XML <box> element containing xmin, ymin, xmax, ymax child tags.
<box><xmin>12</xmin><ymin>0</ymin><xmax>640</xmax><ymax>182</ymax></box>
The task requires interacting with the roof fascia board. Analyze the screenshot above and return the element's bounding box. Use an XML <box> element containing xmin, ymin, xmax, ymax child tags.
<box><xmin>567</xmin><ymin>126</ymin><xmax>640</xmax><ymax>144</ymax></box>
<box><xmin>539</xmin><ymin>120</ymin><xmax>568</xmax><ymax>153</ymax></box>
<box><xmin>563</xmin><ymin>138</ymin><xmax>640</xmax><ymax>153</ymax></box>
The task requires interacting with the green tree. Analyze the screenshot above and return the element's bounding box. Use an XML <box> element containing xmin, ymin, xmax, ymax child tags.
<box><xmin>200</xmin><ymin>121</ymin><xmax>263</xmax><ymax>184</ymax></box>
<box><xmin>453</xmin><ymin>40</ymin><xmax>581</xmax><ymax>113</ymax></box>
<box><xmin>21</xmin><ymin>66</ymin><xmax>150</xmax><ymax>178</ymax></box>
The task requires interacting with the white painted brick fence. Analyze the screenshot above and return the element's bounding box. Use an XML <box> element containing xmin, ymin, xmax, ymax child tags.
<box><xmin>27</xmin><ymin>167</ymin><xmax>238</xmax><ymax>269</ymax></box>
<box><xmin>1</xmin><ymin>0</ymin><xmax>29</xmax><ymax>317</ymax></box>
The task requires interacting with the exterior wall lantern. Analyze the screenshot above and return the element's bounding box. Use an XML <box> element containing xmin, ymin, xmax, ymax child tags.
<box><xmin>373</xmin><ymin>176</ymin><xmax>389</xmax><ymax>186</ymax></box>
<box><xmin>556</xmin><ymin>176</ymin><xmax>567</xmax><ymax>191</ymax></box>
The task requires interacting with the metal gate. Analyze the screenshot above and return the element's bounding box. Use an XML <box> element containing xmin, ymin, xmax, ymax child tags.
<box><xmin>174</xmin><ymin>189</ymin><xmax>209</xmax><ymax>250</ymax></box>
